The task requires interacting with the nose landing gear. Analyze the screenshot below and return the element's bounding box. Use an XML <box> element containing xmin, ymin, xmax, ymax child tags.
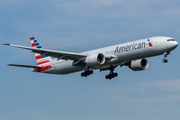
<box><xmin>163</xmin><ymin>52</ymin><xmax>170</xmax><ymax>63</ymax></box>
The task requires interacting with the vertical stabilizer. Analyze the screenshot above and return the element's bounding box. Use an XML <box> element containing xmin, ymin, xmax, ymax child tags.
<box><xmin>30</xmin><ymin>37</ymin><xmax>52</xmax><ymax>66</ymax></box>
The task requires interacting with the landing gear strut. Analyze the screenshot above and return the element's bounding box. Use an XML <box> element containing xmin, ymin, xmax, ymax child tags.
<box><xmin>105</xmin><ymin>67</ymin><xmax>118</xmax><ymax>80</ymax></box>
<box><xmin>163</xmin><ymin>52</ymin><xmax>170</xmax><ymax>63</ymax></box>
<box><xmin>81</xmin><ymin>70</ymin><xmax>93</xmax><ymax>77</ymax></box>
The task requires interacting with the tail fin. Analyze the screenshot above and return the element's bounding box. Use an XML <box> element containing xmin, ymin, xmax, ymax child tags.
<box><xmin>30</xmin><ymin>37</ymin><xmax>52</xmax><ymax>66</ymax></box>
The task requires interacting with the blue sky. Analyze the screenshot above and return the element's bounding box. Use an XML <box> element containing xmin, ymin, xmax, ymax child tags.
<box><xmin>1</xmin><ymin>0</ymin><xmax>180</xmax><ymax>120</ymax></box>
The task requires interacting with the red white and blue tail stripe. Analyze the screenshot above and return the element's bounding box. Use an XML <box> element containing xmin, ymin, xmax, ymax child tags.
<box><xmin>30</xmin><ymin>37</ymin><xmax>52</xmax><ymax>67</ymax></box>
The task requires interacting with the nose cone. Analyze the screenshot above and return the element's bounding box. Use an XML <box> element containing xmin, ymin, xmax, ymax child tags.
<box><xmin>167</xmin><ymin>41</ymin><xmax>178</xmax><ymax>51</ymax></box>
<box><xmin>175</xmin><ymin>41</ymin><xmax>178</xmax><ymax>47</ymax></box>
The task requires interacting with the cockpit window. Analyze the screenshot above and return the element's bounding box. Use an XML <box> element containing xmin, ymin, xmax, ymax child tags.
<box><xmin>167</xmin><ymin>39</ymin><xmax>175</xmax><ymax>41</ymax></box>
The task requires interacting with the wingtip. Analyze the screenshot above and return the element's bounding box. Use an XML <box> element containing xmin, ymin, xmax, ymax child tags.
<box><xmin>2</xmin><ymin>43</ymin><xmax>10</xmax><ymax>46</ymax></box>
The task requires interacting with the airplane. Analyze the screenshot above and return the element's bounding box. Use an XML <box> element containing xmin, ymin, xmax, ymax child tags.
<box><xmin>2</xmin><ymin>36</ymin><xmax>178</xmax><ymax>79</ymax></box>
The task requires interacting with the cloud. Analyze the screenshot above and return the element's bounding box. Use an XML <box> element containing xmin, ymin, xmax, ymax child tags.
<box><xmin>152</xmin><ymin>79</ymin><xmax>180</xmax><ymax>91</ymax></box>
<box><xmin>91</xmin><ymin>79</ymin><xmax>180</xmax><ymax>103</ymax></box>
<box><xmin>113</xmin><ymin>95</ymin><xmax>180</xmax><ymax>103</ymax></box>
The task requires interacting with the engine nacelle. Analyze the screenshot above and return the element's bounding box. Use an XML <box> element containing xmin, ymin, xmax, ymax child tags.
<box><xmin>129</xmin><ymin>58</ymin><xmax>149</xmax><ymax>71</ymax></box>
<box><xmin>85</xmin><ymin>53</ymin><xmax>105</xmax><ymax>66</ymax></box>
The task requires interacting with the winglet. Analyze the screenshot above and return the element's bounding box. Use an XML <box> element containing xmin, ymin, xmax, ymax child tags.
<box><xmin>2</xmin><ymin>43</ymin><xmax>10</xmax><ymax>46</ymax></box>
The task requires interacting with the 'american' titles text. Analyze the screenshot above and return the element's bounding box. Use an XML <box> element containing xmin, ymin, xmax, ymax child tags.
<box><xmin>114</xmin><ymin>42</ymin><xmax>146</xmax><ymax>54</ymax></box>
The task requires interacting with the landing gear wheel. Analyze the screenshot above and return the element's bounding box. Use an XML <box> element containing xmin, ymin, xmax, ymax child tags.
<box><xmin>81</xmin><ymin>70</ymin><xmax>93</xmax><ymax>77</ymax></box>
<box><xmin>114</xmin><ymin>73</ymin><xmax>118</xmax><ymax>77</ymax></box>
<box><xmin>86</xmin><ymin>71</ymin><xmax>90</xmax><ymax>75</ymax></box>
<box><xmin>105</xmin><ymin>72</ymin><xmax>118</xmax><ymax>80</ymax></box>
<box><xmin>163</xmin><ymin>59</ymin><xmax>168</xmax><ymax>63</ymax></box>
<box><xmin>109</xmin><ymin>74</ymin><xmax>113</xmax><ymax>78</ymax></box>
<box><xmin>81</xmin><ymin>73</ymin><xmax>84</xmax><ymax>77</ymax></box>
<box><xmin>105</xmin><ymin>75</ymin><xmax>109</xmax><ymax>79</ymax></box>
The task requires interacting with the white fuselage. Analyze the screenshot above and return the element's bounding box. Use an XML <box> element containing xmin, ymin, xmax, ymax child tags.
<box><xmin>35</xmin><ymin>36</ymin><xmax>178</xmax><ymax>74</ymax></box>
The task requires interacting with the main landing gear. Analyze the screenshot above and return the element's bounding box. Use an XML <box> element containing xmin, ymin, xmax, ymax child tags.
<box><xmin>163</xmin><ymin>52</ymin><xmax>170</xmax><ymax>63</ymax></box>
<box><xmin>105</xmin><ymin>72</ymin><xmax>118</xmax><ymax>80</ymax></box>
<box><xmin>105</xmin><ymin>67</ymin><xmax>118</xmax><ymax>80</ymax></box>
<box><xmin>81</xmin><ymin>70</ymin><xmax>93</xmax><ymax>77</ymax></box>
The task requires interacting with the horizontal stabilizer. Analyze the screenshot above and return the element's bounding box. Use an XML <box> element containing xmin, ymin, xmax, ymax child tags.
<box><xmin>2</xmin><ymin>43</ymin><xmax>10</xmax><ymax>45</ymax></box>
<box><xmin>7</xmin><ymin>64</ymin><xmax>42</xmax><ymax>68</ymax></box>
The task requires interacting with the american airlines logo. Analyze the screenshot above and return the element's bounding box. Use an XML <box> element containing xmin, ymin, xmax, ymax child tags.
<box><xmin>147</xmin><ymin>39</ymin><xmax>153</xmax><ymax>47</ymax></box>
<box><xmin>114</xmin><ymin>42</ymin><xmax>146</xmax><ymax>54</ymax></box>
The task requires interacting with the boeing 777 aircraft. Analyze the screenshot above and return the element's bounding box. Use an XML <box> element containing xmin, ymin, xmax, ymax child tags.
<box><xmin>3</xmin><ymin>36</ymin><xmax>178</xmax><ymax>79</ymax></box>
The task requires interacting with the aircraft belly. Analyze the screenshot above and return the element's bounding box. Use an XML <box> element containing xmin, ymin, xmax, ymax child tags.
<box><xmin>53</xmin><ymin>60</ymin><xmax>84</xmax><ymax>74</ymax></box>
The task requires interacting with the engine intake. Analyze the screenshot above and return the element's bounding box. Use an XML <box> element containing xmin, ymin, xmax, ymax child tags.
<box><xmin>129</xmin><ymin>58</ymin><xmax>149</xmax><ymax>71</ymax></box>
<box><xmin>86</xmin><ymin>53</ymin><xmax>105</xmax><ymax>66</ymax></box>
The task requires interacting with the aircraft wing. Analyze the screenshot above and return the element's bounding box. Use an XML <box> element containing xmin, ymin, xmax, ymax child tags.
<box><xmin>3</xmin><ymin>43</ymin><xmax>87</xmax><ymax>60</ymax></box>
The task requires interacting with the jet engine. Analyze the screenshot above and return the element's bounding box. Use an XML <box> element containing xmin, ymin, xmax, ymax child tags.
<box><xmin>85</xmin><ymin>53</ymin><xmax>105</xmax><ymax>66</ymax></box>
<box><xmin>129</xmin><ymin>58</ymin><xmax>149</xmax><ymax>71</ymax></box>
